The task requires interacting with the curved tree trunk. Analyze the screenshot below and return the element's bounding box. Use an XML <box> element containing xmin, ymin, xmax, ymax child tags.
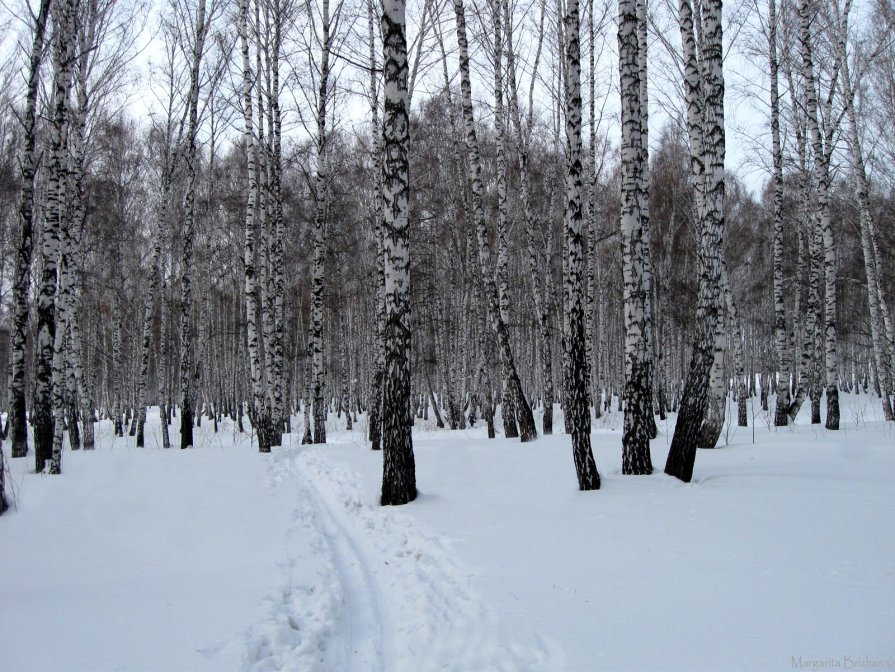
<box><xmin>664</xmin><ymin>0</ymin><xmax>725</xmax><ymax>482</ymax></box>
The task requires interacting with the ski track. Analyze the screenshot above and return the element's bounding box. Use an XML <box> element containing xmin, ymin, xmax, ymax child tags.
<box><xmin>295</xmin><ymin>445</ymin><xmax>556</xmax><ymax>672</ymax></box>
<box><xmin>301</xmin><ymin>458</ymin><xmax>387</xmax><ymax>672</ymax></box>
<box><xmin>240</xmin><ymin>449</ymin><xmax>342</xmax><ymax>672</ymax></box>
<box><xmin>241</xmin><ymin>444</ymin><xmax>555</xmax><ymax>672</ymax></box>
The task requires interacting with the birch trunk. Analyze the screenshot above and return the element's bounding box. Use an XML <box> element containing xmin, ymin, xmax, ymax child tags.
<box><xmin>10</xmin><ymin>0</ymin><xmax>52</xmax><ymax>459</ymax></box>
<box><xmin>637</xmin><ymin>0</ymin><xmax>657</xmax><ymax>440</ymax></box>
<box><xmin>367</xmin><ymin>0</ymin><xmax>385</xmax><ymax>450</ymax></box>
<box><xmin>565</xmin><ymin>0</ymin><xmax>600</xmax><ymax>489</ymax></box>
<box><xmin>800</xmin><ymin>0</ymin><xmax>840</xmax><ymax>430</ymax></box>
<box><xmin>50</xmin><ymin>19</ymin><xmax>94</xmax><ymax>470</ymax></box>
<box><xmin>664</xmin><ymin>0</ymin><xmax>726</xmax><ymax>482</ymax></box>
<box><xmin>266</xmin><ymin>2</ymin><xmax>286</xmax><ymax>443</ymax></box>
<box><xmin>769</xmin><ymin>0</ymin><xmax>791</xmax><ymax>426</ymax></box>
<box><xmin>179</xmin><ymin>0</ymin><xmax>209</xmax><ymax>449</ymax></box>
<box><xmin>833</xmin><ymin>0</ymin><xmax>894</xmax><ymax>420</ymax></box>
<box><xmin>490</xmin><ymin>0</ymin><xmax>518</xmax><ymax>439</ymax></box>
<box><xmin>241</xmin><ymin>0</ymin><xmax>272</xmax><ymax>452</ymax></box>
<box><xmin>309</xmin><ymin>0</ymin><xmax>331</xmax><ymax>445</ymax></box>
<box><xmin>504</xmin><ymin>0</ymin><xmax>552</xmax><ymax>435</ymax></box>
<box><xmin>452</xmin><ymin>0</ymin><xmax>537</xmax><ymax>442</ymax></box>
<box><xmin>136</xmin><ymin>182</ymin><xmax>167</xmax><ymax>447</ymax></box>
<box><xmin>35</xmin><ymin>0</ymin><xmax>78</xmax><ymax>473</ymax></box>
<box><xmin>380</xmin><ymin>0</ymin><xmax>417</xmax><ymax>505</ymax></box>
<box><xmin>722</xmin><ymin>263</ymin><xmax>748</xmax><ymax>427</ymax></box>
<box><xmin>0</xmin><ymin>431</ymin><xmax>7</xmax><ymax>513</ymax></box>
<box><xmin>586</xmin><ymin>0</ymin><xmax>600</xmax><ymax>419</ymax></box>
<box><xmin>619</xmin><ymin>0</ymin><xmax>654</xmax><ymax>473</ymax></box>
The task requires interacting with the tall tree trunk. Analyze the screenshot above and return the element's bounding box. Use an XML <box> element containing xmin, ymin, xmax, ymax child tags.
<box><xmin>833</xmin><ymin>0</ymin><xmax>894</xmax><ymax>420</ymax></box>
<box><xmin>565</xmin><ymin>0</ymin><xmax>600</xmax><ymax>489</ymax></box>
<box><xmin>452</xmin><ymin>0</ymin><xmax>537</xmax><ymax>442</ymax></box>
<box><xmin>586</xmin><ymin>0</ymin><xmax>601</xmax><ymax>420</ymax></box>
<box><xmin>35</xmin><ymin>0</ymin><xmax>78</xmax><ymax>473</ymax></box>
<box><xmin>636</xmin><ymin>0</ymin><xmax>657</xmax><ymax>440</ymax></box>
<box><xmin>50</xmin><ymin>21</ymin><xmax>93</xmax><ymax>470</ymax></box>
<box><xmin>490</xmin><ymin>0</ymin><xmax>519</xmax><ymax>439</ymax></box>
<box><xmin>721</xmin><ymin>263</ymin><xmax>748</xmax><ymax>427</ymax></box>
<box><xmin>0</xmin><ymin>431</ymin><xmax>8</xmax><ymax>514</ymax></box>
<box><xmin>266</xmin><ymin>3</ymin><xmax>286</xmax><ymax>444</ymax></box>
<box><xmin>504</xmin><ymin>0</ymin><xmax>552</xmax><ymax>435</ymax></box>
<box><xmin>664</xmin><ymin>0</ymin><xmax>725</xmax><ymax>482</ymax></box>
<box><xmin>179</xmin><ymin>0</ymin><xmax>209</xmax><ymax>449</ymax></box>
<box><xmin>241</xmin><ymin>0</ymin><xmax>272</xmax><ymax>452</ymax></box>
<box><xmin>619</xmin><ymin>0</ymin><xmax>654</xmax><ymax>474</ymax></box>
<box><xmin>769</xmin><ymin>0</ymin><xmax>791</xmax><ymax>426</ymax></box>
<box><xmin>10</xmin><ymin>0</ymin><xmax>52</xmax><ymax>460</ymax></box>
<box><xmin>800</xmin><ymin>0</ymin><xmax>839</xmax><ymax>430</ymax></box>
<box><xmin>309</xmin><ymin>0</ymin><xmax>332</xmax><ymax>445</ymax></box>
<box><xmin>380</xmin><ymin>0</ymin><xmax>417</xmax><ymax>505</ymax></box>
<box><xmin>135</xmin><ymin>188</ymin><xmax>168</xmax><ymax>447</ymax></box>
<box><xmin>368</xmin><ymin>0</ymin><xmax>385</xmax><ymax>450</ymax></box>
<box><xmin>112</xmin><ymin>290</ymin><xmax>124</xmax><ymax>437</ymax></box>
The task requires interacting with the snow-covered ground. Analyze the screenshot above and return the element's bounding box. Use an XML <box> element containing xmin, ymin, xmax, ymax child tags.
<box><xmin>2</xmin><ymin>394</ymin><xmax>894</xmax><ymax>671</ymax></box>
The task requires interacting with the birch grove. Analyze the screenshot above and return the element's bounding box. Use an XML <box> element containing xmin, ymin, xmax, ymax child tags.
<box><xmin>1</xmin><ymin>0</ymin><xmax>893</xmax><ymax>512</ymax></box>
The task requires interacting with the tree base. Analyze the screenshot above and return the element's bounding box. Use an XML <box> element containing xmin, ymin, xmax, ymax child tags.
<box><xmin>825</xmin><ymin>386</ymin><xmax>840</xmax><ymax>430</ymax></box>
<box><xmin>180</xmin><ymin>406</ymin><xmax>194</xmax><ymax>449</ymax></box>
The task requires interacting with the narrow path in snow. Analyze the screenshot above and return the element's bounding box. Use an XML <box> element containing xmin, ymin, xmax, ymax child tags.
<box><xmin>290</xmin><ymin>445</ymin><xmax>553</xmax><ymax>672</ymax></box>
<box><xmin>297</xmin><ymin>458</ymin><xmax>388</xmax><ymax>672</ymax></box>
<box><xmin>242</xmin><ymin>443</ymin><xmax>554</xmax><ymax>671</ymax></box>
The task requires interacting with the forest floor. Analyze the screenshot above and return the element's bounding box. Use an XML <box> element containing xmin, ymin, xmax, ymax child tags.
<box><xmin>2</xmin><ymin>393</ymin><xmax>894</xmax><ymax>671</ymax></box>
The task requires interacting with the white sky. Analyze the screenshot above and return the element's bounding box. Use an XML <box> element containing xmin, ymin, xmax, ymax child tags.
<box><xmin>1</xmin><ymin>0</ymin><xmax>786</xmax><ymax>197</ymax></box>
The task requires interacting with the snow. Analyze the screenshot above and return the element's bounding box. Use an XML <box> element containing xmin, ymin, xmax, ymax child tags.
<box><xmin>2</xmin><ymin>396</ymin><xmax>894</xmax><ymax>671</ymax></box>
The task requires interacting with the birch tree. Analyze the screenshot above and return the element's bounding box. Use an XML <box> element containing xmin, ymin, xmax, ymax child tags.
<box><xmin>0</xmin><ymin>433</ymin><xmax>7</xmax><ymax>514</ymax></box>
<box><xmin>619</xmin><ymin>0</ymin><xmax>653</xmax><ymax>474</ymax></box>
<box><xmin>9</xmin><ymin>0</ymin><xmax>51</xmax><ymax>460</ymax></box>
<box><xmin>380</xmin><ymin>0</ymin><xmax>417</xmax><ymax>505</ymax></box>
<box><xmin>664</xmin><ymin>0</ymin><xmax>726</xmax><ymax>482</ymax></box>
<box><xmin>800</xmin><ymin>0</ymin><xmax>840</xmax><ymax>430</ymax></box>
<box><xmin>831</xmin><ymin>0</ymin><xmax>894</xmax><ymax>420</ymax></box>
<box><xmin>366</xmin><ymin>0</ymin><xmax>385</xmax><ymax>450</ymax></box>
<box><xmin>769</xmin><ymin>0</ymin><xmax>791</xmax><ymax>426</ymax></box>
<box><xmin>35</xmin><ymin>0</ymin><xmax>79</xmax><ymax>473</ymax></box>
<box><xmin>505</xmin><ymin>0</ymin><xmax>554</xmax><ymax>434</ymax></box>
<box><xmin>136</xmin><ymin>22</ymin><xmax>185</xmax><ymax>448</ymax></box>
<box><xmin>50</xmin><ymin>9</ymin><xmax>96</xmax><ymax>471</ymax></box>
<box><xmin>241</xmin><ymin>0</ymin><xmax>273</xmax><ymax>451</ymax></box>
<box><xmin>177</xmin><ymin>0</ymin><xmax>212</xmax><ymax>449</ymax></box>
<box><xmin>490</xmin><ymin>0</ymin><xmax>519</xmax><ymax>439</ymax></box>
<box><xmin>452</xmin><ymin>0</ymin><xmax>537</xmax><ymax>442</ymax></box>
<box><xmin>565</xmin><ymin>0</ymin><xmax>601</xmax><ymax>489</ymax></box>
<box><xmin>306</xmin><ymin>0</ymin><xmax>341</xmax><ymax>445</ymax></box>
